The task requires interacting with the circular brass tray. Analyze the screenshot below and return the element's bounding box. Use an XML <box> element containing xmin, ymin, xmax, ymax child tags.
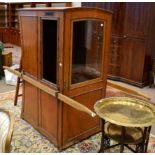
<box><xmin>94</xmin><ymin>97</ymin><xmax>155</xmax><ymax>127</ymax></box>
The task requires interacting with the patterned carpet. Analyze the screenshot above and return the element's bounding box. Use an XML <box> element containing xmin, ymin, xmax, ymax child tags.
<box><xmin>0</xmin><ymin>87</ymin><xmax>155</xmax><ymax>153</ymax></box>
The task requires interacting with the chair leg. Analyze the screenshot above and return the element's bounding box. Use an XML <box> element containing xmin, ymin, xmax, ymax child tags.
<box><xmin>14</xmin><ymin>77</ymin><xmax>21</xmax><ymax>106</ymax></box>
<box><xmin>14</xmin><ymin>56</ymin><xmax>23</xmax><ymax>106</ymax></box>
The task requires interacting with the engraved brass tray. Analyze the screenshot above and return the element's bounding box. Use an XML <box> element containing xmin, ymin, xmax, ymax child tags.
<box><xmin>94</xmin><ymin>97</ymin><xmax>155</xmax><ymax>127</ymax></box>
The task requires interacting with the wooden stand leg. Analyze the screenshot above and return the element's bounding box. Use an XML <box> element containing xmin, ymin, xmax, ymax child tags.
<box><xmin>120</xmin><ymin>126</ymin><xmax>125</xmax><ymax>153</ymax></box>
<box><xmin>144</xmin><ymin>126</ymin><xmax>151</xmax><ymax>153</ymax></box>
<box><xmin>136</xmin><ymin>126</ymin><xmax>151</xmax><ymax>153</ymax></box>
<box><xmin>99</xmin><ymin>119</ymin><xmax>110</xmax><ymax>152</ymax></box>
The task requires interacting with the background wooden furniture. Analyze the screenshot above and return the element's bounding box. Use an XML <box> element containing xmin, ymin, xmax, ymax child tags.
<box><xmin>0</xmin><ymin>3</ymin><xmax>20</xmax><ymax>45</ymax></box>
<box><xmin>0</xmin><ymin>2</ymin><xmax>72</xmax><ymax>46</ymax></box>
<box><xmin>18</xmin><ymin>7</ymin><xmax>112</xmax><ymax>150</ymax></box>
<box><xmin>82</xmin><ymin>2</ymin><xmax>155</xmax><ymax>87</ymax></box>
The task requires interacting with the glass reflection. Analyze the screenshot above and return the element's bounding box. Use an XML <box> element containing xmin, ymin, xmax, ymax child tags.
<box><xmin>71</xmin><ymin>20</ymin><xmax>104</xmax><ymax>84</ymax></box>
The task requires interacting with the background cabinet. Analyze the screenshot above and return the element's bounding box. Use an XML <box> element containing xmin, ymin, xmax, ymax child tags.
<box><xmin>82</xmin><ymin>2</ymin><xmax>155</xmax><ymax>87</ymax></box>
<box><xmin>0</xmin><ymin>2</ymin><xmax>72</xmax><ymax>46</ymax></box>
<box><xmin>0</xmin><ymin>3</ymin><xmax>21</xmax><ymax>45</ymax></box>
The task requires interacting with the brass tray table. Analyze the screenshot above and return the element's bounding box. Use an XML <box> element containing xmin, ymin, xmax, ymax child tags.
<box><xmin>94</xmin><ymin>97</ymin><xmax>155</xmax><ymax>153</ymax></box>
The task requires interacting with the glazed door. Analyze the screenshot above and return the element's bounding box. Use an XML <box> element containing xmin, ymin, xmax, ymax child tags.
<box><xmin>63</xmin><ymin>18</ymin><xmax>109</xmax><ymax>95</ymax></box>
<box><xmin>71</xmin><ymin>20</ymin><xmax>103</xmax><ymax>85</ymax></box>
<box><xmin>62</xmin><ymin>10</ymin><xmax>112</xmax><ymax>147</ymax></box>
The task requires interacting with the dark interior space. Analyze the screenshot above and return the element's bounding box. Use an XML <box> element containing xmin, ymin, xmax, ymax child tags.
<box><xmin>42</xmin><ymin>19</ymin><xmax>57</xmax><ymax>84</ymax></box>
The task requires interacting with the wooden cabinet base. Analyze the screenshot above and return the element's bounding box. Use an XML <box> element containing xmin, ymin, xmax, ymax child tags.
<box><xmin>22</xmin><ymin>81</ymin><xmax>102</xmax><ymax>150</ymax></box>
<box><xmin>18</xmin><ymin>80</ymin><xmax>103</xmax><ymax>150</ymax></box>
<box><xmin>22</xmin><ymin>112</ymin><xmax>100</xmax><ymax>150</ymax></box>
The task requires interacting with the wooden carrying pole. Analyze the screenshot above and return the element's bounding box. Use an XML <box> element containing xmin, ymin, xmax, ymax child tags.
<box><xmin>3</xmin><ymin>66</ymin><xmax>150</xmax><ymax>117</ymax></box>
<box><xmin>3</xmin><ymin>66</ymin><xmax>96</xmax><ymax>117</ymax></box>
<box><xmin>107</xmin><ymin>80</ymin><xmax>150</xmax><ymax>100</ymax></box>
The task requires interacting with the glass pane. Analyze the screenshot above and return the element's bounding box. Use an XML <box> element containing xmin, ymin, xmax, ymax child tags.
<box><xmin>42</xmin><ymin>20</ymin><xmax>57</xmax><ymax>84</ymax></box>
<box><xmin>71</xmin><ymin>20</ymin><xmax>104</xmax><ymax>84</ymax></box>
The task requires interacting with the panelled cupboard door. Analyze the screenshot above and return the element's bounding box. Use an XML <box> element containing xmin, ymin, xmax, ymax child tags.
<box><xmin>62</xmin><ymin>89</ymin><xmax>102</xmax><ymax>147</ymax></box>
<box><xmin>123</xmin><ymin>3</ymin><xmax>150</xmax><ymax>38</ymax></box>
<box><xmin>20</xmin><ymin>16</ymin><xmax>38</xmax><ymax>77</ymax></box>
<box><xmin>120</xmin><ymin>38</ymin><xmax>146</xmax><ymax>84</ymax></box>
<box><xmin>39</xmin><ymin>91</ymin><xmax>58</xmax><ymax>146</ymax></box>
<box><xmin>22</xmin><ymin>82</ymin><xmax>39</xmax><ymax>127</ymax></box>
